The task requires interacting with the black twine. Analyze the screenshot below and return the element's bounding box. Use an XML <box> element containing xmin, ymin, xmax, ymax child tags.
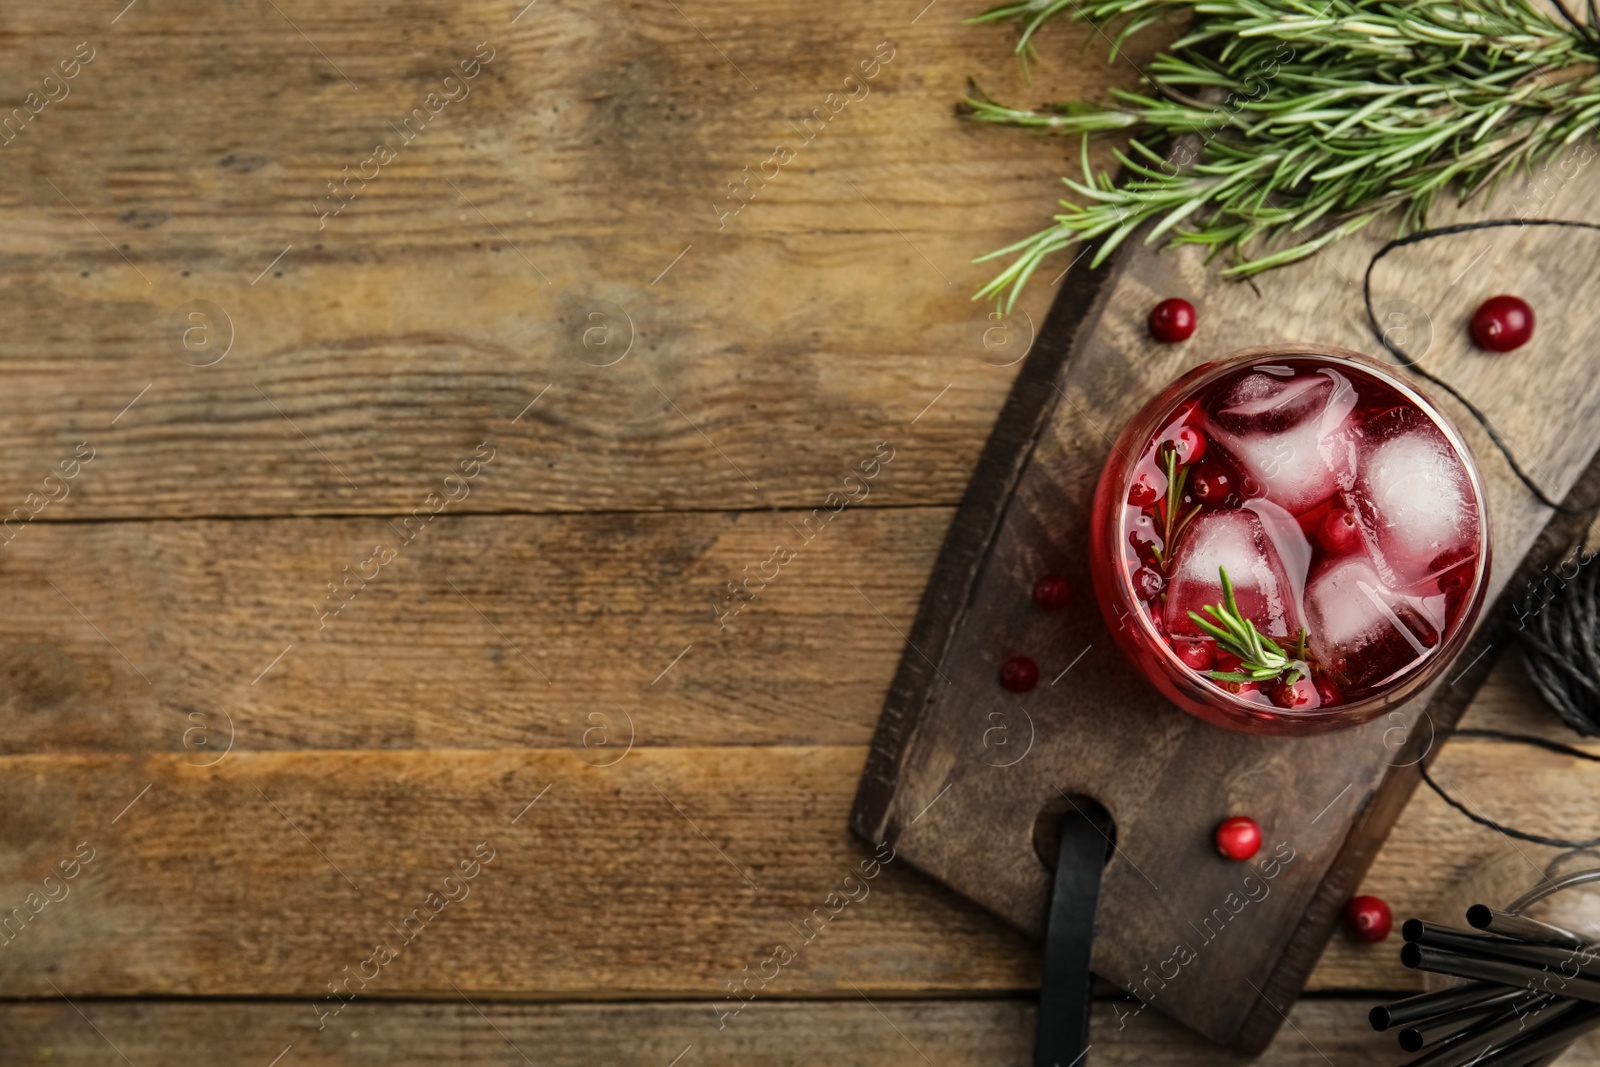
<box><xmin>1362</xmin><ymin>217</ymin><xmax>1600</xmax><ymax>516</ymax></box>
<box><xmin>1421</xmin><ymin>729</ymin><xmax>1600</xmax><ymax>850</ymax></box>
<box><xmin>1519</xmin><ymin>545</ymin><xmax>1600</xmax><ymax>737</ymax></box>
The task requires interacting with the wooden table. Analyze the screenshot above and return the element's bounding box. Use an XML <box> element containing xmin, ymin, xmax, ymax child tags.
<box><xmin>2</xmin><ymin>2</ymin><xmax>1598</xmax><ymax>1062</ymax></box>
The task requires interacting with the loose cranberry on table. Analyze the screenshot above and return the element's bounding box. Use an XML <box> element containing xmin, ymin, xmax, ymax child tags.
<box><xmin>1344</xmin><ymin>895</ymin><xmax>1393</xmax><ymax>942</ymax></box>
<box><xmin>1215</xmin><ymin>816</ymin><xmax>1262</xmax><ymax>861</ymax></box>
<box><xmin>999</xmin><ymin>655</ymin><xmax>1039</xmax><ymax>693</ymax></box>
<box><xmin>1148</xmin><ymin>298</ymin><xmax>1196</xmax><ymax>343</ymax></box>
<box><xmin>1469</xmin><ymin>295</ymin><xmax>1534</xmax><ymax>352</ymax></box>
<box><xmin>1033</xmin><ymin>574</ymin><xmax>1072</xmax><ymax>612</ymax></box>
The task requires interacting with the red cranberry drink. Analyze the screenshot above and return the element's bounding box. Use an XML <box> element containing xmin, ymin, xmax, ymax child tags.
<box><xmin>1090</xmin><ymin>346</ymin><xmax>1490</xmax><ymax>734</ymax></box>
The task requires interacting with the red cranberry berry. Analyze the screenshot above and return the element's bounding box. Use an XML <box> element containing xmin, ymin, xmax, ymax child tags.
<box><xmin>1344</xmin><ymin>895</ymin><xmax>1393</xmax><ymax>942</ymax></box>
<box><xmin>1270</xmin><ymin>675</ymin><xmax>1317</xmax><ymax>709</ymax></box>
<box><xmin>1215</xmin><ymin>816</ymin><xmax>1262</xmax><ymax>861</ymax></box>
<box><xmin>1129</xmin><ymin>529</ymin><xmax>1159</xmax><ymax>564</ymax></box>
<box><xmin>1168</xmin><ymin>425</ymin><xmax>1207</xmax><ymax>465</ymax></box>
<box><xmin>1131</xmin><ymin>565</ymin><xmax>1164</xmax><ymax>601</ymax></box>
<box><xmin>1173</xmin><ymin>639</ymin><xmax>1215</xmax><ymax>672</ymax></box>
<box><xmin>1317</xmin><ymin>507</ymin><xmax>1363</xmax><ymax>554</ymax></box>
<box><xmin>1033</xmin><ymin>574</ymin><xmax>1072</xmax><ymax>612</ymax></box>
<box><xmin>999</xmin><ymin>656</ymin><xmax>1038</xmax><ymax>693</ymax></box>
<box><xmin>1190</xmin><ymin>461</ymin><xmax>1236</xmax><ymax>506</ymax></box>
<box><xmin>1149</xmin><ymin>298</ymin><xmax>1196</xmax><ymax>343</ymax></box>
<box><xmin>1470</xmin><ymin>295</ymin><xmax>1534</xmax><ymax>352</ymax></box>
<box><xmin>1128</xmin><ymin>475</ymin><xmax>1160</xmax><ymax>508</ymax></box>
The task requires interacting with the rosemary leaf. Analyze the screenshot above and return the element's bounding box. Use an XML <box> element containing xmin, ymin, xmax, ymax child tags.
<box><xmin>965</xmin><ymin>0</ymin><xmax>1600</xmax><ymax>309</ymax></box>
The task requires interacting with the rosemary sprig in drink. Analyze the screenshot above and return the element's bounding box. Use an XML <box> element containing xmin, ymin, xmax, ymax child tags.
<box><xmin>1187</xmin><ymin>566</ymin><xmax>1310</xmax><ymax>684</ymax></box>
<box><xmin>1148</xmin><ymin>442</ymin><xmax>1201</xmax><ymax>576</ymax></box>
<box><xmin>963</xmin><ymin>0</ymin><xmax>1600</xmax><ymax>309</ymax></box>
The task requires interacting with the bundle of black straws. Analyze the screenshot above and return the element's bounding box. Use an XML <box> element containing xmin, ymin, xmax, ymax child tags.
<box><xmin>1370</xmin><ymin>907</ymin><xmax>1600</xmax><ymax>1064</ymax></box>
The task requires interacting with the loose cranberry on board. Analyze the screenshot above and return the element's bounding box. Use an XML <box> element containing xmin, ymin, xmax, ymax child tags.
<box><xmin>1215</xmin><ymin>816</ymin><xmax>1262</xmax><ymax>861</ymax></box>
<box><xmin>999</xmin><ymin>656</ymin><xmax>1039</xmax><ymax>693</ymax></box>
<box><xmin>1033</xmin><ymin>574</ymin><xmax>1072</xmax><ymax>612</ymax></box>
<box><xmin>1148</xmin><ymin>298</ymin><xmax>1197</xmax><ymax>343</ymax></box>
<box><xmin>1469</xmin><ymin>295</ymin><xmax>1534</xmax><ymax>352</ymax></box>
<box><xmin>1344</xmin><ymin>895</ymin><xmax>1393</xmax><ymax>942</ymax></box>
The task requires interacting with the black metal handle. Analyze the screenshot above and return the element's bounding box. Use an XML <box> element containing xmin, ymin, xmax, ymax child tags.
<box><xmin>1034</xmin><ymin>806</ymin><xmax>1113</xmax><ymax>1067</ymax></box>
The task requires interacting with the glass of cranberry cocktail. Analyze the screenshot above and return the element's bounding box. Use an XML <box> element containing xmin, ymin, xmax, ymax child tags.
<box><xmin>1090</xmin><ymin>345</ymin><xmax>1491</xmax><ymax>735</ymax></box>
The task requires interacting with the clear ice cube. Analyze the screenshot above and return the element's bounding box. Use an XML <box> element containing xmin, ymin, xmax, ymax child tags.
<box><xmin>1209</xmin><ymin>368</ymin><xmax>1359</xmax><ymax>515</ymax></box>
<box><xmin>1304</xmin><ymin>556</ymin><xmax>1438</xmax><ymax>690</ymax></box>
<box><xmin>1165</xmin><ymin>508</ymin><xmax>1303</xmax><ymax>639</ymax></box>
<box><xmin>1349</xmin><ymin>408</ymin><xmax>1479</xmax><ymax>590</ymax></box>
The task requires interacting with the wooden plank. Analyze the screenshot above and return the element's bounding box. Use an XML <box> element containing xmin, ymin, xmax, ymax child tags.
<box><xmin>0</xmin><ymin>0</ymin><xmax>1155</xmax><ymax>517</ymax></box>
<box><xmin>852</xmin><ymin>158</ymin><xmax>1600</xmax><ymax>1049</ymax></box>
<box><xmin>0</xmin><ymin>503</ymin><xmax>1571</xmax><ymax>752</ymax></box>
<box><xmin>0</xmin><ymin>747</ymin><xmax>1034</xmax><ymax>998</ymax></box>
<box><xmin>0</xmin><ymin>997</ymin><xmax>1453</xmax><ymax>1066</ymax></box>
<box><xmin>0</xmin><ymin>508</ymin><xmax>950</xmax><ymax>752</ymax></box>
<box><xmin>0</xmin><ymin>740</ymin><xmax>1590</xmax><ymax>999</ymax></box>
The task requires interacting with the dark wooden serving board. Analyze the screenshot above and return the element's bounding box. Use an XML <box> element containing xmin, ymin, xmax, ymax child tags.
<box><xmin>851</xmin><ymin>183</ymin><xmax>1600</xmax><ymax>1051</ymax></box>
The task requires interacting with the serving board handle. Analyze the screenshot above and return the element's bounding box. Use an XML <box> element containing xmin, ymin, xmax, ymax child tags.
<box><xmin>1035</xmin><ymin>803</ymin><xmax>1113</xmax><ymax>1067</ymax></box>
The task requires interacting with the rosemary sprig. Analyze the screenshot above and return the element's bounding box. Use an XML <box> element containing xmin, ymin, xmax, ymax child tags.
<box><xmin>964</xmin><ymin>0</ymin><xmax>1600</xmax><ymax>309</ymax></box>
<box><xmin>1186</xmin><ymin>566</ymin><xmax>1309</xmax><ymax>683</ymax></box>
<box><xmin>1148</xmin><ymin>442</ymin><xmax>1201</xmax><ymax>574</ymax></box>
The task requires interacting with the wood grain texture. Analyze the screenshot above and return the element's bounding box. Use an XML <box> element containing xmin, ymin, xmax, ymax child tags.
<box><xmin>0</xmin><ymin>508</ymin><xmax>948</xmax><ymax>752</ymax></box>
<box><xmin>852</xmin><ymin>163</ymin><xmax>1600</xmax><ymax>1050</ymax></box>
<box><xmin>0</xmin><ymin>997</ymin><xmax>1507</xmax><ymax>1067</ymax></box>
<box><xmin>0</xmin><ymin>0</ymin><xmax>1161</xmax><ymax>518</ymax></box>
<box><xmin>0</xmin><ymin>739</ymin><xmax>1592</xmax><ymax>1000</ymax></box>
<box><xmin>0</xmin><ymin>747</ymin><xmax>1035</xmax><ymax>999</ymax></box>
<box><xmin>3</xmin><ymin>0</ymin><xmax>1597</xmax><ymax>1060</ymax></box>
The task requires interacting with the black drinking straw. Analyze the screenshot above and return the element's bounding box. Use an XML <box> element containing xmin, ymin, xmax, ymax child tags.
<box><xmin>1466</xmin><ymin>905</ymin><xmax>1589</xmax><ymax>950</ymax></box>
<box><xmin>1397</xmin><ymin>991</ymin><xmax>1543</xmax><ymax>1053</ymax></box>
<box><xmin>1402</xmin><ymin>921</ymin><xmax>1597</xmax><ymax>977</ymax></box>
<box><xmin>1401</xmin><ymin>996</ymin><xmax>1565</xmax><ymax>1067</ymax></box>
<box><xmin>1470</xmin><ymin>1000</ymin><xmax>1600</xmax><ymax>1066</ymax></box>
<box><xmin>1371</xmin><ymin>981</ymin><xmax>1522</xmax><ymax>1031</ymax></box>
<box><xmin>1398</xmin><ymin>1010</ymin><xmax>1492</xmax><ymax>1053</ymax></box>
<box><xmin>1401</xmin><ymin>942</ymin><xmax>1600</xmax><ymax>1005</ymax></box>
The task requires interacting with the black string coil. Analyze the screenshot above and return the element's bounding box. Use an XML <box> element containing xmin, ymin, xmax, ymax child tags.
<box><xmin>1518</xmin><ymin>545</ymin><xmax>1600</xmax><ymax>738</ymax></box>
